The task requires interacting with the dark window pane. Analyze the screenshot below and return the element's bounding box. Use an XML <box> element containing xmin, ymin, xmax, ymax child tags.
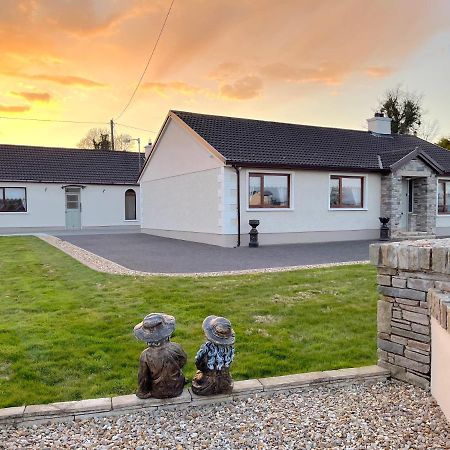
<box><xmin>262</xmin><ymin>175</ymin><xmax>288</xmax><ymax>207</ymax></box>
<box><xmin>249</xmin><ymin>176</ymin><xmax>262</xmax><ymax>207</ymax></box>
<box><xmin>446</xmin><ymin>182</ymin><xmax>450</xmax><ymax>213</ymax></box>
<box><xmin>341</xmin><ymin>178</ymin><xmax>362</xmax><ymax>207</ymax></box>
<box><xmin>1</xmin><ymin>187</ymin><xmax>26</xmax><ymax>212</ymax></box>
<box><xmin>438</xmin><ymin>182</ymin><xmax>445</xmax><ymax>213</ymax></box>
<box><xmin>330</xmin><ymin>178</ymin><xmax>339</xmax><ymax>207</ymax></box>
<box><xmin>330</xmin><ymin>177</ymin><xmax>363</xmax><ymax>208</ymax></box>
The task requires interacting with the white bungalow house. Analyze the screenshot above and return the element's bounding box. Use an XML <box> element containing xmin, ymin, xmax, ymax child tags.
<box><xmin>139</xmin><ymin>110</ymin><xmax>450</xmax><ymax>247</ymax></box>
<box><xmin>0</xmin><ymin>145</ymin><xmax>143</xmax><ymax>233</ymax></box>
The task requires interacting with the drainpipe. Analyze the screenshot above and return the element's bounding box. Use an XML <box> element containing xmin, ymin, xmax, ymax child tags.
<box><xmin>232</xmin><ymin>165</ymin><xmax>241</xmax><ymax>247</ymax></box>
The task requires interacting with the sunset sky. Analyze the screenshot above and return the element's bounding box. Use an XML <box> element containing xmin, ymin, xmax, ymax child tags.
<box><xmin>1</xmin><ymin>0</ymin><xmax>449</xmax><ymax>150</ymax></box>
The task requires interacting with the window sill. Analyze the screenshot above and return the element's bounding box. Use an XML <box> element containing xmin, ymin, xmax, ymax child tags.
<box><xmin>328</xmin><ymin>208</ymin><xmax>368</xmax><ymax>211</ymax></box>
<box><xmin>124</xmin><ymin>219</ymin><xmax>139</xmax><ymax>222</ymax></box>
<box><xmin>246</xmin><ymin>208</ymin><xmax>294</xmax><ymax>212</ymax></box>
<box><xmin>0</xmin><ymin>211</ymin><xmax>28</xmax><ymax>214</ymax></box>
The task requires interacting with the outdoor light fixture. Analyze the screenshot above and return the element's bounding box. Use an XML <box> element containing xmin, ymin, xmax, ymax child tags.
<box><xmin>125</xmin><ymin>137</ymin><xmax>142</xmax><ymax>169</ymax></box>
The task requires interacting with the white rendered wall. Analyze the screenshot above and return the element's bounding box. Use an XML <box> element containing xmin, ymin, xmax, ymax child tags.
<box><xmin>81</xmin><ymin>185</ymin><xmax>140</xmax><ymax>227</ymax></box>
<box><xmin>223</xmin><ymin>167</ymin><xmax>381</xmax><ymax>243</ymax></box>
<box><xmin>0</xmin><ymin>182</ymin><xmax>140</xmax><ymax>230</ymax></box>
<box><xmin>140</xmin><ymin>117</ymin><xmax>223</xmax><ymax>183</ymax></box>
<box><xmin>140</xmin><ymin>117</ymin><xmax>224</xmax><ymax>242</ymax></box>
<box><xmin>0</xmin><ymin>182</ymin><xmax>65</xmax><ymax>228</ymax></box>
<box><xmin>431</xmin><ymin>318</ymin><xmax>450</xmax><ymax>422</ymax></box>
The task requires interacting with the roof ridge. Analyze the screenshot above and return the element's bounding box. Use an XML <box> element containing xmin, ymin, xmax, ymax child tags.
<box><xmin>171</xmin><ymin>110</ymin><xmax>377</xmax><ymax>135</ymax></box>
<box><xmin>0</xmin><ymin>143</ymin><xmax>141</xmax><ymax>155</ymax></box>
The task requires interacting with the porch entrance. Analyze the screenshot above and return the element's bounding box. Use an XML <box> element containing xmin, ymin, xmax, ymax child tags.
<box><xmin>65</xmin><ymin>187</ymin><xmax>81</xmax><ymax>230</ymax></box>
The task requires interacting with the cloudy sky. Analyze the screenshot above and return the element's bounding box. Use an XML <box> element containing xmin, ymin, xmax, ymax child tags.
<box><xmin>1</xmin><ymin>0</ymin><xmax>449</xmax><ymax>149</ymax></box>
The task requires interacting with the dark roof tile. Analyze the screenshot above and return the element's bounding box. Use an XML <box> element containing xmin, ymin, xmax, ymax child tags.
<box><xmin>173</xmin><ymin>111</ymin><xmax>450</xmax><ymax>173</ymax></box>
<box><xmin>0</xmin><ymin>145</ymin><xmax>143</xmax><ymax>184</ymax></box>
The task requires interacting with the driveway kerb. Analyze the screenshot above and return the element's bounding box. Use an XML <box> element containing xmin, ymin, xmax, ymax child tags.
<box><xmin>0</xmin><ymin>365</ymin><xmax>389</xmax><ymax>427</ymax></box>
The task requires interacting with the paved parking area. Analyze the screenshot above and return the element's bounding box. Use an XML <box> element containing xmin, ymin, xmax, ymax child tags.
<box><xmin>56</xmin><ymin>233</ymin><xmax>374</xmax><ymax>274</ymax></box>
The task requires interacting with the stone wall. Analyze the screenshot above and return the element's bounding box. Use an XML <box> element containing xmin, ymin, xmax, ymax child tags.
<box><xmin>370</xmin><ymin>238</ymin><xmax>450</xmax><ymax>390</ymax></box>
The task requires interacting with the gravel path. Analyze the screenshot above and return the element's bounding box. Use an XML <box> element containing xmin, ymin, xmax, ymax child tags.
<box><xmin>39</xmin><ymin>235</ymin><xmax>369</xmax><ymax>277</ymax></box>
<box><xmin>1</xmin><ymin>381</ymin><xmax>448</xmax><ymax>449</ymax></box>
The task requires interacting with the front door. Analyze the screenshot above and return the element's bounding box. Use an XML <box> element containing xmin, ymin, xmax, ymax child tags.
<box><xmin>400</xmin><ymin>179</ymin><xmax>412</xmax><ymax>230</ymax></box>
<box><xmin>65</xmin><ymin>188</ymin><xmax>81</xmax><ymax>230</ymax></box>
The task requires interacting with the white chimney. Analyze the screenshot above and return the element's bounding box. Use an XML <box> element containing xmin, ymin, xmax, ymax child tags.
<box><xmin>144</xmin><ymin>141</ymin><xmax>153</xmax><ymax>159</ymax></box>
<box><xmin>367</xmin><ymin>112</ymin><xmax>392</xmax><ymax>135</ymax></box>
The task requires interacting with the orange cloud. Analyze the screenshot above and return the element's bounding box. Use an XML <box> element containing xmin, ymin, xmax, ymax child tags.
<box><xmin>365</xmin><ymin>66</ymin><xmax>393</xmax><ymax>78</ymax></box>
<box><xmin>142</xmin><ymin>81</ymin><xmax>202</xmax><ymax>96</ymax></box>
<box><xmin>260</xmin><ymin>63</ymin><xmax>344</xmax><ymax>86</ymax></box>
<box><xmin>220</xmin><ymin>76</ymin><xmax>263</xmax><ymax>100</ymax></box>
<box><xmin>24</xmin><ymin>74</ymin><xmax>106</xmax><ymax>87</ymax></box>
<box><xmin>208</xmin><ymin>62</ymin><xmax>242</xmax><ymax>81</ymax></box>
<box><xmin>0</xmin><ymin>104</ymin><xmax>30</xmax><ymax>113</ymax></box>
<box><xmin>12</xmin><ymin>91</ymin><xmax>51</xmax><ymax>102</ymax></box>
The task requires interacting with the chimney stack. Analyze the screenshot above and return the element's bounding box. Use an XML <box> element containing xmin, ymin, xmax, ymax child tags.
<box><xmin>367</xmin><ymin>112</ymin><xmax>392</xmax><ymax>135</ymax></box>
<box><xmin>144</xmin><ymin>141</ymin><xmax>153</xmax><ymax>159</ymax></box>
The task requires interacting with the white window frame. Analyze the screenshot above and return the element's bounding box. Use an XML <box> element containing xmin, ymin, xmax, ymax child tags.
<box><xmin>245</xmin><ymin>170</ymin><xmax>294</xmax><ymax>212</ymax></box>
<box><xmin>328</xmin><ymin>173</ymin><xmax>368</xmax><ymax>211</ymax></box>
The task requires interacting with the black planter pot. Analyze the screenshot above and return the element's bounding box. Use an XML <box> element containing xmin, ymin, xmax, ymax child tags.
<box><xmin>379</xmin><ymin>217</ymin><xmax>390</xmax><ymax>241</ymax></box>
<box><xmin>249</xmin><ymin>220</ymin><xmax>260</xmax><ymax>248</ymax></box>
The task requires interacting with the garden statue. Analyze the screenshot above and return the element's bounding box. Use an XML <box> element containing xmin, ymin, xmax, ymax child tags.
<box><xmin>134</xmin><ymin>313</ymin><xmax>187</xmax><ymax>399</ymax></box>
<box><xmin>191</xmin><ymin>315</ymin><xmax>235</xmax><ymax>396</ymax></box>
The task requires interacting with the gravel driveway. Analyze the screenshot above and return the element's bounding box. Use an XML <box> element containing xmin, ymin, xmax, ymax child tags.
<box><xmin>2</xmin><ymin>381</ymin><xmax>448</xmax><ymax>449</ymax></box>
<box><xmin>56</xmin><ymin>233</ymin><xmax>374</xmax><ymax>274</ymax></box>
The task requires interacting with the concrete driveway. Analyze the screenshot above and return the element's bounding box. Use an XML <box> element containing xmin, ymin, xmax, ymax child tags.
<box><xmin>56</xmin><ymin>233</ymin><xmax>374</xmax><ymax>274</ymax></box>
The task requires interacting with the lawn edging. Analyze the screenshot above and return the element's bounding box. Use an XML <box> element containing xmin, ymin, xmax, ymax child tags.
<box><xmin>0</xmin><ymin>365</ymin><xmax>389</xmax><ymax>428</ymax></box>
<box><xmin>38</xmin><ymin>234</ymin><xmax>370</xmax><ymax>277</ymax></box>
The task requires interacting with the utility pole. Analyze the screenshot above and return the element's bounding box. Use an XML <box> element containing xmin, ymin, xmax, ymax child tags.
<box><xmin>110</xmin><ymin>119</ymin><xmax>115</xmax><ymax>150</ymax></box>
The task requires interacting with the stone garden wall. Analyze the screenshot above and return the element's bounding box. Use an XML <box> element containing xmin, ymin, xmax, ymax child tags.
<box><xmin>370</xmin><ymin>239</ymin><xmax>450</xmax><ymax>392</ymax></box>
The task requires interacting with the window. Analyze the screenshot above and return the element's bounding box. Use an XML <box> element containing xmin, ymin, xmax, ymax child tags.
<box><xmin>0</xmin><ymin>187</ymin><xmax>27</xmax><ymax>212</ymax></box>
<box><xmin>438</xmin><ymin>180</ymin><xmax>450</xmax><ymax>214</ymax></box>
<box><xmin>408</xmin><ymin>180</ymin><xmax>414</xmax><ymax>213</ymax></box>
<box><xmin>125</xmin><ymin>189</ymin><xmax>136</xmax><ymax>220</ymax></box>
<box><xmin>330</xmin><ymin>176</ymin><xmax>364</xmax><ymax>208</ymax></box>
<box><xmin>249</xmin><ymin>173</ymin><xmax>290</xmax><ymax>208</ymax></box>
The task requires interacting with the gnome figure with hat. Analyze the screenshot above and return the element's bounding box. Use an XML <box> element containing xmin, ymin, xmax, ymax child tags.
<box><xmin>134</xmin><ymin>313</ymin><xmax>187</xmax><ymax>399</ymax></box>
<box><xmin>191</xmin><ymin>315</ymin><xmax>235</xmax><ymax>396</ymax></box>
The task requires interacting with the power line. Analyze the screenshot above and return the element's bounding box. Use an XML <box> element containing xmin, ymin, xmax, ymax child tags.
<box><xmin>114</xmin><ymin>0</ymin><xmax>175</xmax><ymax>121</ymax></box>
<box><xmin>116</xmin><ymin>122</ymin><xmax>158</xmax><ymax>134</ymax></box>
<box><xmin>0</xmin><ymin>115</ymin><xmax>159</xmax><ymax>136</ymax></box>
<box><xmin>0</xmin><ymin>115</ymin><xmax>107</xmax><ymax>125</ymax></box>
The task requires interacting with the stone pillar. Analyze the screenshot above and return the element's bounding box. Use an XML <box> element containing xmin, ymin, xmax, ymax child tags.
<box><xmin>413</xmin><ymin>176</ymin><xmax>437</xmax><ymax>234</ymax></box>
<box><xmin>380</xmin><ymin>173</ymin><xmax>402</xmax><ymax>237</ymax></box>
<box><xmin>370</xmin><ymin>238</ymin><xmax>450</xmax><ymax>389</ymax></box>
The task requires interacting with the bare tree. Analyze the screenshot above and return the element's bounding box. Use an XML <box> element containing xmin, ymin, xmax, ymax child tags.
<box><xmin>417</xmin><ymin>119</ymin><xmax>440</xmax><ymax>142</ymax></box>
<box><xmin>77</xmin><ymin>128</ymin><xmax>134</xmax><ymax>150</ymax></box>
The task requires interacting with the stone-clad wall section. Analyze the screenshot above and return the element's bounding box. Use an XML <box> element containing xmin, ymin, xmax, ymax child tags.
<box><xmin>370</xmin><ymin>239</ymin><xmax>450</xmax><ymax>389</ymax></box>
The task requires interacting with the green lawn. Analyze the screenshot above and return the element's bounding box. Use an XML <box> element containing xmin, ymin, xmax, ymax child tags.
<box><xmin>0</xmin><ymin>236</ymin><xmax>377</xmax><ymax>408</ymax></box>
